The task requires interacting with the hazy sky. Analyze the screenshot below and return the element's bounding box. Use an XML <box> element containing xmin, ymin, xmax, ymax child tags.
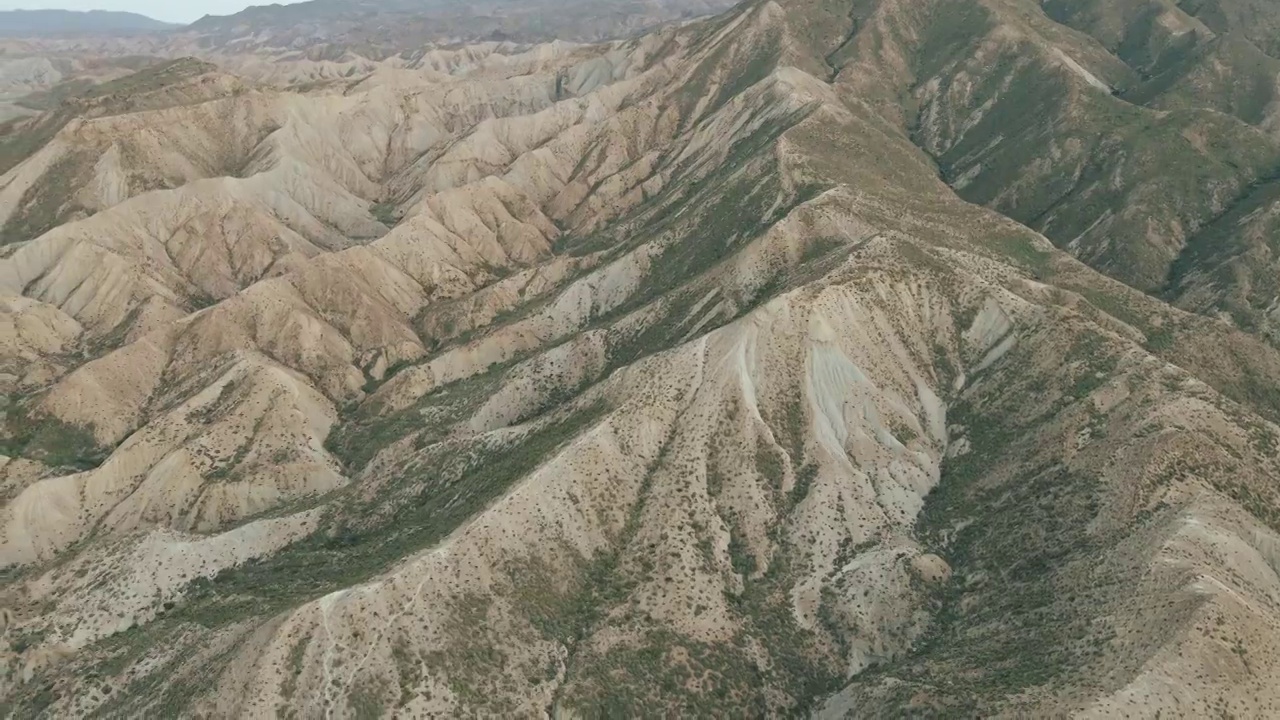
<box><xmin>0</xmin><ymin>1</ymin><xmax>305</xmax><ymax>24</ymax></box>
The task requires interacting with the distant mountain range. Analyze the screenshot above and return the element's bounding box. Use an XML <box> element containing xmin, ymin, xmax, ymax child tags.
<box><xmin>183</xmin><ymin>0</ymin><xmax>735</xmax><ymax>54</ymax></box>
<box><xmin>0</xmin><ymin>9</ymin><xmax>177</xmax><ymax>37</ymax></box>
<box><xmin>1</xmin><ymin>1</ymin><xmax>734</xmax><ymax>52</ymax></box>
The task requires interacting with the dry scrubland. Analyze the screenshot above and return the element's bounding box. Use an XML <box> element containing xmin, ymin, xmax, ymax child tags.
<box><xmin>3</xmin><ymin>0</ymin><xmax>1280</xmax><ymax>717</ymax></box>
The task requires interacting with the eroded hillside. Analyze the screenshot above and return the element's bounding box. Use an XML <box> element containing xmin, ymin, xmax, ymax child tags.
<box><xmin>3</xmin><ymin>0</ymin><xmax>1280</xmax><ymax>717</ymax></box>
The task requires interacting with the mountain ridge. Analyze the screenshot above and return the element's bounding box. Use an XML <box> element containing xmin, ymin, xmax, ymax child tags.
<box><xmin>0</xmin><ymin>9</ymin><xmax>178</xmax><ymax>37</ymax></box>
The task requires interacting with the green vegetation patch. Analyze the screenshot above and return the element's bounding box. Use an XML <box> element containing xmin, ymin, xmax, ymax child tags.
<box><xmin>0</xmin><ymin>149</ymin><xmax>95</xmax><ymax>245</ymax></box>
<box><xmin>2</xmin><ymin>400</ymin><xmax>106</xmax><ymax>472</ymax></box>
<box><xmin>370</xmin><ymin>202</ymin><xmax>398</xmax><ymax>227</ymax></box>
<box><xmin>183</xmin><ymin>399</ymin><xmax>612</xmax><ymax>622</ymax></box>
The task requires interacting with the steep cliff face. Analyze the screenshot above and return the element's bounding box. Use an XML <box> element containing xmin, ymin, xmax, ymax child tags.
<box><xmin>4</xmin><ymin>0</ymin><xmax>1280</xmax><ymax>717</ymax></box>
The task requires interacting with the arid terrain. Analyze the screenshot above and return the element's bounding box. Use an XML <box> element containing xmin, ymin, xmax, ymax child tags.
<box><xmin>3</xmin><ymin>0</ymin><xmax>1280</xmax><ymax>717</ymax></box>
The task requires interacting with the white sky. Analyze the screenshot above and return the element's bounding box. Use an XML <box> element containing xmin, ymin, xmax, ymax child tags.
<box><xmin>0</xmin><ymin>1</ymin><xmax>306</xmax><ymax>24</ymax></box>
